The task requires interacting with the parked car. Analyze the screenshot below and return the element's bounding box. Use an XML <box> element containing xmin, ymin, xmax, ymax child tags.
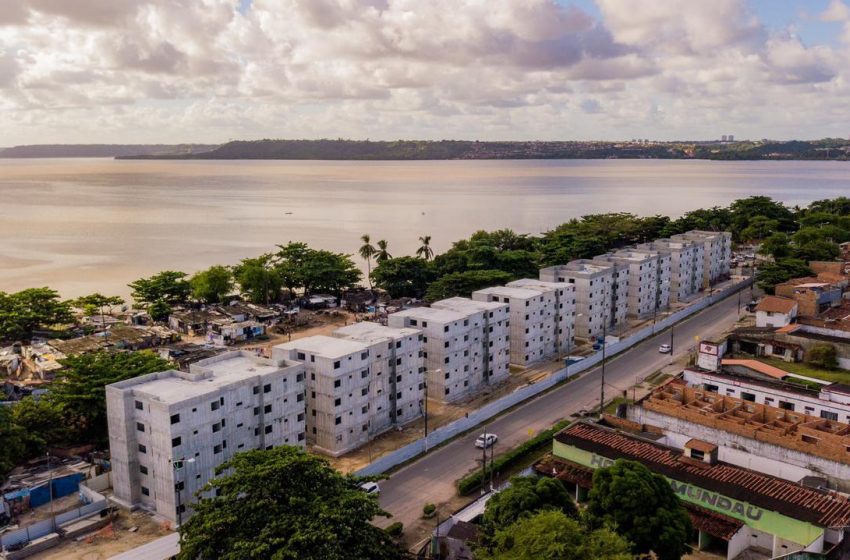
<box><xmin>658</xmin><ymin>344</ymin><xmax>671</xmax><ymax>354</ymax></box>
<box><xmin>475</xmin><ymin>433</ymin><xmax>498</xmax><ymax>448</ymax></box>
<box><xmin>360</xmin><ymin>481</ymin><xmax>381</xmax><ymax>496</ymax></box>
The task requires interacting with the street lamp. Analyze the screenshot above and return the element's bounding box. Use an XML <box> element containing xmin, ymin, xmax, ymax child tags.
<box><xmin>170</xmin><ymin>456</ymin><xmax>196</xmax><ymax>537</ymax></box>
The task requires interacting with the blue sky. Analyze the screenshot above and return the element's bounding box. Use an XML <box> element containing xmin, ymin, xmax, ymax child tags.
<box><xmin>2</xmin><ymin>0</ymin><xmax>850</xmax><ymax>143</ymax></box>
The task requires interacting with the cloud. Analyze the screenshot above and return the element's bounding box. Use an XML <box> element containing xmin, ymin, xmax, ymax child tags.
<box><xmin>0</xmin><ymin>0</ymin><xmax>847</xmax><ymax>143</ymax></box>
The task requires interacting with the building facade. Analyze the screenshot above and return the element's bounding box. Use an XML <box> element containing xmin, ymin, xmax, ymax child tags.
<box><xmin>671</xmin><ymin>230</ymin><xmax>732</xmax><ymax>288</ymax></box>
<box><xmin>637</xmin><ymin>238</ymin><xmax>704</xmax><ymax>303</ymax></box>
<box><xmin>106</xmin><ymin>351</ymin><xmax>306</xmax><ymax>523</ymax></box>
<box><xmin>540</xmin><ymin>260</ymin><xmax>615</xmax><ymax>340</ymax></box>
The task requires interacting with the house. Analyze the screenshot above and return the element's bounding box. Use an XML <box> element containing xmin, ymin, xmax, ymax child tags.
<box><xmin>754</xmin><ymin>296</ymin><xmax>798</xmax><ymax>328</ymax></box>
<box><xmin>168</xmin><ymin>309</ymin><xmax>226</xmax><ymax>336</ymax></box>
<box><xmin>775</xmin><ymin>280</ymin><xmax>843</xmax><ymax>318</ymax></box>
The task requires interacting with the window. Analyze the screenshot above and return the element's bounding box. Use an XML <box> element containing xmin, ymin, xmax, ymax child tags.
<box><xmin>135</xmin><ymin>400</ymin><xmax>144</xmax><ymax>411</ymax></box>
<box><xmin>172</xmin><ymin>436</ymin><xmax>182</xmax><ymax>447</ymax></box>
<box><xmin>136</xmin><ymin>422</ymin><xmax>145</xmax><ymax>433</ymax></box>
<box><xmin>210</xmin><ymin>401</ymin><xmax>220</xmax><ymax>411</ymax></box>
<box><xmin>361</xmin><ymin>352</ymin><xmax>368</xmax><ymax>360</ymax></box>
<box><xmin>360</xmin><ymin>369</ymin><xmax>369</xmax><ymax>379</ymax></box>
<box><xmin>335</xmin><ymin>416</ymin><xmax>342</xmax><ymax>425</ymax></box>
<box><xmin>170</xmin><ymin>413</ymin><xmax>180</xmax><ymax>424</ymax></box>
<box><xmin>140</xmin><ymin>465</ymin><xmax>148</xmax><ymax>475</ymax></box>
<box><xmin>444</xmin><ymin>371</ymin><xmax>450</xmax><ymax>379</ymax></box>
<box><xmin>779</xmin><ymin>401</ymin><xmax>794</xmax><ymax>411</ymax></box>
<box><xmin>822</xmin><ymin>410</ymin><xmax>839</xmax><ymax>421</ymax></box>
<box><xmin>740</xmin><ymin>392</ymin><xmax>756</xmax><ymax>402</ymax></box>
<box><xmin>444</xmin><ymin>357</ymin><xmax>450</xmax><ymax>364</ymax></box>
<box><xmin>263</xmin><ymin>404</ymin><xmax>271</xmax><ymax>414</ymax></box>
<box><xmin>213</xmin><ymin>422</ymin><xmax>222</xmax><ymax>433</ymax></box>
<box><xmin>297</xmin><ymin>352</ymin><xmax>306</xmax><ymax>360</ymax></box>
<box><xmin>253</xmin><ymin>407</ymin><xmax>260</xmax><ymax>416</ymax></box>
<box><xmin>175</xmin><ymin>481</ymin><xmax>184</xmax><ymax>491</ymax></box>
<box><xmin>296</xmin><ymin>393</ymin><xmax>304</xmax><ymax>402</ymax></box>
<box><xmin>334</xmin><ymin>398</ymin><xmax>341</xmax><ymax>407</ymax></box>
<box><xmin>361</xmin><ymin>405</ymin><xmax>368</xmax><ymax>414</ymax></box>
<box><xmin>253</xmin><ymin>386</ymin><xmax>260</xmax><ymax>394</ymax></box>
<box><xmin>334</xmin><ymin>379</ymin><xmax>341</xmax><ymax>388</ymax></box>
<box><xmin>138</xmin><ymin>444</ymin><xmax>147</xmax><ymax>453</ymax></box>
<box><xmin>265</xmin><ymin>425</ymin><xmax>273</xmax><ymax>434</ymax></box>
<box><xmin>263</xmin><ymin>384</ymin><xmax>271</xmax><ymax>393</ymax></box>
<box><xmin>141</xmin><ymin>486</ymin><xmax>150</xmax><ymax>496</ymax></box>
<box><xmin>410</xmin><ymin>319</ymin><xmax>418</xmax><ymax>326</ymax></box>
<box><xmin>690</xmin><ymin>449</ymin><xmax>705</xmax><ymax>461</ymax></box>
<box><xmin>214</xmin><ymin>444</ymin><xmax>222</xmax><ymax>454</ymax></box>
<box><xmin>361</xmin><ymin>387</ymin><xmax>368</xmax><ymax>396</ymax></box>
<box><xmin>334</xmin><ymin>361</ymin><xmax>341</xmax><ymax>369</ymax></box>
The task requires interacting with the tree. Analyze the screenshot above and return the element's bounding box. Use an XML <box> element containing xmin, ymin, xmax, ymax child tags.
<box><xmin>759</xmin><ymin>233</ymin><xmax>791</xmax><ymax>259</ymax></box>
<box><xmin>740</xmin><ymin>215</ymin><xmax>779</xmax><ymax>242</ymax></box>
<box><xmin>478</xmin><ymin>510</ymin><xmax>631</xmax><ymax>560</ymax></box>
<box><xmin>371</xmin><ymin>257</ymin><xmax>437</xmax><ymax>299</ymax></box>
<box><xmin>0</xmin><ymin>406</ymin><xmax>27</xmax><ymax>477</ymax></box>
<box><xmin>424</xmin><ymin>270</ymin><xmax>512</xmax><ymax>302</ymax></box>
<box><xmin>148</xmin><ymin>300</ymin><xmax>172</xmax><ymax>322</ymax></box>
<box><xmin>587</xmin><ymin>459</ymin><xmax>692</xmax><ymax>560</ymax></box>
<box><xmin>73</xmin><ymin>293</ymin><xmax>125</xmax><ymax>332</ymax></box>
<box><xmin>808</xmin><ymin>343</ymin><xmax>839</xmax><ymax>369</ymax></box>
<box><xmin>50</xmin><ymin>351</ymin><xmax>172</xmax><ymax>444</ymax></box>
<box><xmin>416</xmin><ymin>235</ymin><xmax>434</xmax><ymax>260</ymax></box>
<box><xmin>482</xmin><ymin>476</ymin><xmax>577</xmax><ymax>533</ymax></box>
<box><xmin>128</xmin><ymin>271</ymin><xmax>191</xmax><ymax>307</ymax></box>
<box><xmin>190</xmin><ymin>266</ymin><xmax>234</xmax><ymax>304</ymax></box>
<box><xmin>729</xmin><ymin>196</ymin><xmax>795</xmax><ymax>241</ymax></box>
<box><xmin>177</xmin><ymin>446</ymin><xmax>403</xmax><ymax>560</ymax></box>
<box><xmin>11</xmin><ymin>397</ymin><xmax>68</xmax><ymax>458</ymax></box>
<box><xmin>756</xmin><ymin>259</ymin><xmax>813</xmax><ymax>294</ymax></box>
<box><xmin>234</xmin><ymin>255</ymin><xmax>282</xmax><ymax>304</ymax></box>
<box><xmin>375</xmin><ymin>239</ymin><xmax>392</xmax><ymax>262</ymax></box>
<box><xmin>299</xmin><ymin>250</ymin><xmax>362</xmax><ymax>296</ymax></box>
<box><xmin>359</xmin><ymin>234</ymin><xmax>377</xmax><ymax>290</ymax></box>
<box><xmin>0</xmin><ymin>287</ymin><xmax>74</xmax><ymax>342</ymax></box>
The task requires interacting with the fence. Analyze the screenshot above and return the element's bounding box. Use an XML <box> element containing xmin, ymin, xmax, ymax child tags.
<box><xmin>1</xmin><ymin>484</ymin><xmax>108</xmax><ymax>550</ymax></box>
<box><xmin>355</xmin><ymin>278</ymin><xmax>751</xmax><ymax>477</ymax></box>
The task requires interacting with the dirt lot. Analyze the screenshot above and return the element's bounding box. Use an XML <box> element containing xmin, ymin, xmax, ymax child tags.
<box><xmin>31</xmin><ymin>509</ymin><xmax>173</xmax><ymax>560</ymax></box>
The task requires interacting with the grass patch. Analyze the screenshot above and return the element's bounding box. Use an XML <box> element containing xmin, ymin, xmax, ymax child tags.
<box><xmin>456</xmin><ymin>419</ymin><xmax>570</xmax><ymax>496</ymax></box>
<box><xmin>757</xmin><ymin>357</ymin><xmax>850</xmax><ymax>384</ymax></box>
<box><xmin>603</xmin><ymin>397</ymin><xmax>632</xmax><ymax>415</ymax></box>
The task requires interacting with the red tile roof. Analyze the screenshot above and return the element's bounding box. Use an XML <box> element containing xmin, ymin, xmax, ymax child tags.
<box><xmin>685</xmin><ymin>439</ymin><xmax>718</xmax><ymax>454</ymax></box>
<box><xmin>755</xmin><ymin>296</ymin><xmax>797</xmax><ymax>314</ymax></box>
<box><xmin>721</xmin><ymin>359</ymin><xmax>789</xmax><ymax>379</ymax></box>
<box><xmin>556</xmin><ymin>422</ymin><xmax>850</xmax><ymax>528</ymax></box>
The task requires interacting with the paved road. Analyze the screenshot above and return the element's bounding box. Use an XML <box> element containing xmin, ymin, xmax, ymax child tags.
<box><xmin>378</xmin><ymin>287</ymin><xmax>749</xmax><ymax>527</ymax></box>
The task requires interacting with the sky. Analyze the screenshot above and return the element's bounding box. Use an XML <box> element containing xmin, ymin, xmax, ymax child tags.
<box><xmin>2</xmin><ymin>0</ymin><xmax>850</xmax><ymax>144</ymax></box>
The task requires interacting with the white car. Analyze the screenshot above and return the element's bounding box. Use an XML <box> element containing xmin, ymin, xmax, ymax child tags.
<box><xmin>475</xmin><ymin>433</ymin><xmax>498</xmax><ymax>449</ymax></box>
<box><xmin>359</xmin><ymin>481</ymin><xmax>380</xmax><ymax>496</ymax></box>
<box><xmin>658</xmin><ymin>344</ymin><xmax>671</xmax><ymax>354</ymax></box>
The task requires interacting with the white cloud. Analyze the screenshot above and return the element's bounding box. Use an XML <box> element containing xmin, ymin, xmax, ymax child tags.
<box><xmin>0</xmin><ymin>0</ymin><xmax>847</xmax><ymax>143</ymax></box>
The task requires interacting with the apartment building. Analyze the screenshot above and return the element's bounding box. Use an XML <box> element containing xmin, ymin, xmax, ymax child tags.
<box><xmin>106</xmin><ymin>351</ymin><xmax>306</xmax><ymax>522</ymax></box>
<box><xmin>671</xmin><ymin>230</ymin><xmax>732</xmax><ymax>287</ymax></box>
<box><xmin>388</xmin><ymin>297</ymin><xmax>509</xmax><ymax>403</ymax></box>
<box><xmin>637</xmin><ymin>238</ymin><xmax>704</xmax><ymax>302</ymax></box>
<box><xmin>593</xmin><ymin>249</ymin><xmax>670</xmax><ymax>319</ymax></box>
<box><xmin>472</xmin><ymin>279</ymin><xmax>576</xmax><ymax>366</ymax></box>
<box><xmin>540</xmin><ymin>260</ymin><xmax>614</xmax><ymax>340</ymax></box>
<box><xmin>332</xmin><ymin>321</ymin><xmax>426</xmax><ymax>433</ymax></box>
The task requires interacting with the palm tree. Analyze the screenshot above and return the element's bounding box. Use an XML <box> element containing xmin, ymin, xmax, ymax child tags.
<box><xmin>416</xmin><ymin>235</ymin><xmax>434</xmax><ymax>260</ymax></box>
<box><xmin>359</xmin><ymin>234</ymin><xmax>376</xmax><ymax>289</ymax></box>
<box><xmin>375</xmin><ymin>239</ymin><xmax>392</xmax><ymax>263</ymax></box>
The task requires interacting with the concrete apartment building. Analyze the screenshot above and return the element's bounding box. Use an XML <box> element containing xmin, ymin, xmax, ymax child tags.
<box><xmin>637</xmin><ymin>238</ymin><xmax>704</xmax><ymax>303</ymax></box>
<box><xmin>106</xmin><ymin>351</ymin><xmax>306</xmax><ymax>523</ymax></box>
<box><xmin>671</xmin><ymin>230</ymin><xmax>732</xmax><ymax>287</ymax></box>
<box><xmin>388</xmin><ymin>297</ymin><xmax>509</xmax><ymax>403</ymax></box>
<box><xmin>540</xmin><ymin>260</ymin><xmax>615</xmax><ymax>340</ymax></box>
<box><xmin>472</xmin><ymin>279</ymin><xmax>576</xmax><ymax>366</ymax></box>
<box><xmin>332</xmin><ymin>321</ymin><xmax>426</xmax><ymax>433</ymax></box>
<box><xmin>593</xmin><ymin>249</ymin><xmax>670</xmax><ymax>319</ymax></box>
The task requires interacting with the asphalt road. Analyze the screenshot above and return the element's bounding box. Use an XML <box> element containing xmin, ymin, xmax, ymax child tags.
<box><xmin>378</xmin><ymin>286</ymin><xmax>749</xmax><ymax>527</ymax></box>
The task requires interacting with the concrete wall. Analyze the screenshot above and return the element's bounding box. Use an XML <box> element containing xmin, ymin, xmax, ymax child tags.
<box><xmin>355</xmin><ymin>278</ymin><xmax>750</xmax><ymax>477</ymax></box>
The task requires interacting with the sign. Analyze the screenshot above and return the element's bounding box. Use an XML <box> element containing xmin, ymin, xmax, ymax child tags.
<box><xmin>699</xmin><ymin>342</ymin><xmax>717</xmax><ymax>355</ymax></box>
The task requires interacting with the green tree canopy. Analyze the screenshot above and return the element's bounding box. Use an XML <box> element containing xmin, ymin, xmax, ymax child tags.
<box><xmin>424</xmin><ymin>270</ymin><xmax>512</xmax><ymax>302</ymax></box>
<box><xmin>758</xmin><ymin>233</ymin><xmax>792</xmax><ymax>259</ymax></box>
<box><xmin>273</xmin><ymin>242</ymin><xmax>362</xmax><ymax>296</ymax></box>
<box><xmin>371</xmin><ymin>256</ymin><xmax>437</xmax><ymax>299</ymax></box>
<box><xmin>729</xmin><ymin>196</ymin><xmax>796</xmax><ymax>241</ymax></box>
<box><xmin>10</xmin><ymin>396</ymin><xmax>68</xmax><ymax>459</ymax></box>
<box><xmin>73</xmin><ymin>293</ymin><xmax>125</xmax><ymax>317</ymax></box>
<box><xmin>190</xmin><ymin>265</ymin><xmax>234</xmax><ymax>304</ymax></box>
<box><xmin>234</xmin><ymin>255</ymin><xmax>283</xmax><ymax>304</ymax></box>
<box><xmin>0</xmin><ymin>287</ymin><xmax>74</xmax><ymax>342</ymax></box>
<box><xmin>478</xmin><ymin>510</ymin><xmax>631</xmax><ymax>560</ymax></box>
<box><xmin>756</xmin><ymin>259</ymin><xmax>813</xmax><ymax>294</ymax></box>
<box><xmin>129</xmin><ymin>271</ymin><xmax>191</xmax><ymax>307</ymax></box>
<box><xmin>740</xmin><ymin>215</ymin><xmax>779</xmax><ymax>242</ymax></box>
<box><xmin>0</xmin><ymin>406</ymin><xmax>27</xmax><ymax>477</ymax></box>
<box><xmin>482</xmin><ymin>476</ymin><xmax>577</xmax><ymax>533</ymax></box>
<box><xmin>50</xmin><ymin>351</ymin><xmax>172</xmax><ymax>444</ymax></box>
<box><xmin>177</xmin><ymin>446</ymin><xmax>402</xmax><ymax>560</ymax></box>
<box><xmin>587</xmin><ymin>459</ymin><xmax>692</xmax><ymax>560</ymax></box>
<box><xmin>808</xmin><ymin>343</ymin><xmax>839</xmax><ymax>369</ymax></box>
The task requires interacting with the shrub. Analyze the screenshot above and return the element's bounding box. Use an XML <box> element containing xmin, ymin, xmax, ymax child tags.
<box><xmin>808</xmin><ymin>343</ymin><xmax>839</xmax><ymax>369</ymax></box>
<box><xmin>456</xmin><ymin>420</ymin><xmax>570</xmax><ymax>496</ymax></box>
<box><xmin>422</xmin><ymin>503</ymin><xmax>436</xmax><ymax>518</ymax></box>
<box><xmin>385</xmin><ymin>521</ymin><xmax>404</xmax><ymax>537</ymax></box>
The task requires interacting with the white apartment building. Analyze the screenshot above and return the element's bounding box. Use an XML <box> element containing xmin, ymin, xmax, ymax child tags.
<box><xmin>332</xmin><ymin>321</ymin><xmax>426</xmax><ymax>433</ymax></box>
<box><xmin>636</xmin><ymin>238</ymin><xmax>704</xmax><ymax>303</ymax></box>
<box><xmin>671</xmin><ymin>230</ymin><xmax>732</xmax><ymax>287</ymax></box>
<box><xmin>389</xmin><ymin>298</ymin><xmax>509</xmax><ymax>403</ymax></box>
<box><xmin>541</xmin><ymin>260</ymin><xmax>616</xmax><ymax>340</ymax></box>
<box><xmin>273</xmin><ymin>336</ymin><xmax>380</xmax><ymax>456</ymax></box>
<box><xmin>473</xmin><ymin>279</ymin><xmax>576</xmax><ymax>367</ymax></box>
<box><xmin>106</xmin><ymin>351</ymin><xmax>306</xmax><ymax>523</ymax></box>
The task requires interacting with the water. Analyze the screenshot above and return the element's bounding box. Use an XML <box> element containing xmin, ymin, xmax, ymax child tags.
<box><xmin>1</xmin><ymin>158</ymin><xmax>848</xmax><ymax>299</ymax></box>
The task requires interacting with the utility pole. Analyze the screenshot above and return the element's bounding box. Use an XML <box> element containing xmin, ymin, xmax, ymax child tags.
<box><xmin>599</xmin><ymin>322</ymin><xmax>607</xmax><ymax>418</ymax></box>
<box><xmin>670</xmin><ymin>324</ymin><xmax>675</xmax><ymax>365</ymax></box>
<box><xmin>489</xmin><ymin>438</ymin><xmax>495</xmax><ymax>491</ymax></box>
<box><xmin>480</xmin><ymin>425</ymin><xmax>488</xmax><ymax>496</ymax></box>
<box><xmin>47</xmin><ymin>452</ymin><xmax>55</xmax><ymax>533</ymax></box>
<box><xmin>423</xmin><ymin>378</ymin><xmax>429</xmax><ymax>452</ymax></box>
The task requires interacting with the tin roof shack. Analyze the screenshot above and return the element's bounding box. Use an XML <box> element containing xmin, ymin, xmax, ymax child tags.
<box><xmin>540</xmin><ymin>419</ymin><xmax>850</xmax><ymax>559</ymax></box>
<box><xmin>2</xmin><ymin>458</ymin><xmax>92</xmax><ymax>520</ymax></box>
<box><xmin>215</xmin><ymin>302</ymin><xmax>280</xmax><ymax>325</ymax></box>
<box><xmin>157</xmin><ymin>343</ymin><xmax>225</xmax><ymax>371</ymax></box>
<box><xmin>206</xmin><ymin>320</ymin><xmax>266</xmax><ymax>347</ymax></box>
<box><xmin>167</xmin><ymin>309</ymin><xmax>227</xmax><ymax>336</ymax></box>
<box><xmin>51</xmin><ymin>325</ymin><xmax>177</xmax><ymax>356</ymax></box>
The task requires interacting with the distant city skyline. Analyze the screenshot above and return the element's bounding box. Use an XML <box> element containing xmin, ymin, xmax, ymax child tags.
<box><xmin>2</xmin><ymin>0</ymin><xmax>850</xmax><ymax>144</ymax></box>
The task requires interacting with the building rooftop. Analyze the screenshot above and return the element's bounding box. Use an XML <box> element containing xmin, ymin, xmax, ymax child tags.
<box><xmin>391</xmin><ymin>306</ymin><xmax>468</xmax><ymax>324</ymax></box>
<box><xmin>547</xmin><ymin>259</ymin><xmax>613</xmax><ymax>277</ymax></box>
<box><xmin>275</xmin><ymin>335</ymin><xmax>366</xmax><ymax>359</ymax></box>
<box><xmin>473</xmin><ymin>286</ymin><xmax>542</xmax><ymax>300</ymax></box>
<box><xmin>721</xmin><ymin>359</ymin><xmax>789</xmax><ymax>380</ymax></box>
<box><xmin>506</xmin><ymin>278</ymin><xmax>572</xmax><ymax>292</ymax></box>
<box><xmin>110</xmin><ymin>351</ymin><xmax>291</xmax><ymax>405</ymax></box>
<box><xmin>431</xmin><ymin>297</ymin><xmax>506</xmax><ymax>315</ymax></box>
<box><xmin>755</xmin><ymin>296</ymin><xmax>797</xmax><ymax>314</ymax></box>
<box><xmin>555</xmin><ymin>421</ymin><xmax>850</xmax><ymax>528</ymax></box>
<box><xmin>333</xmin><ymin>321</ymin><xmax>420</xmax><ymax>344</ymax></box>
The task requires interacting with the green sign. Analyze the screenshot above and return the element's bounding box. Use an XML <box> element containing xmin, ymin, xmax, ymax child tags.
<box><xmin>553</xmin><ymin>440</ymin><xmax>824</xmax><ymax>546</ymax></box>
